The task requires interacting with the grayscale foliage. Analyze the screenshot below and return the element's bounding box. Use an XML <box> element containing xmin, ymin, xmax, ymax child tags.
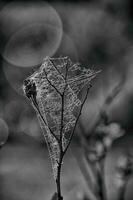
<box><xmin>23</xmin><ymin>56</ymin><xmax>98</xmax><ymax>180</ymax></box>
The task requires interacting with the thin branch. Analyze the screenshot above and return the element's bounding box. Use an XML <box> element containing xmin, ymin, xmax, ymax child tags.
<box><xmin>118</xmin><ymin>182</ymin><xmax>127</xmax><ymax>200</ymax></box>
<box><xmin>105</xmin><ymin>74</ymin><xmax>126</xmax><ymax>106</ymax></box>
<box><xmin>64</xmin><ymin>59</ymin><xmax>69</xmax><ymax>81</ymax></box>
<box><xmin>56</xmin><ymin>153</ymin><xmax>64</xmax><ymax>200</ymax></box>
<box><xmin>50</xmin><ymin>58</ymin><xmax>65</xmax><ymax>79</ymax></box>
<box><xmin>59</xmin><ymin>94</ymin><xmax>65</xmax><ymax>150</ymax></box>
<box><xmin>50</xmin><ymin>57</ymin><xmax>70</xmax><ymax>87</ymax></box>
<box><xmin>30</xmin><ymin>96</ymin><xmax>59</xmax><ymax>143</ymax></box>
<box><xmin>43</xmin><ymin>68</ymin><xmax>62</xmax><ymax>97</ymax></box>
<box><xmin>55</xmin><ymin>84</ymin><xmax>92</xmax><ymax>200</ymax></box>
<box><xmin>63</xmin><ymin>85</ymin><xmax>91</xmax><ymax>155</ymax></box>
<box><xmin>55</xmin><ymin>61</ymin><xmax>71</xmax><ymax>200</ymax></box>
<box><xmin>59</xmin><ymin>60</ymin><xmax>69</xmax><ymax>142</ymax></box>
<box><xmin>95</xmin><ymin>160</ymin><xmax>107</xmax><ymax>200</ymax></box>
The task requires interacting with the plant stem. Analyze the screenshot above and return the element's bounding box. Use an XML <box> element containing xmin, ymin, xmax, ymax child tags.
<box><xmin>56</xmin><ymin>153</ymin><xmax>63</xmax><ymax>200</ymax></box>
<box><xmin>97</xmin><ymin>166</ymin><xmax>105</xmax><ymax>200</ymax></box>
<box><xmin>63</xmin><ymin>85</ymin><xmax>91</xmax><ymax>156</ymax></box>
<box><xmin>96</xmin><ymin>160</ymin><xmax>107</xmax><ymax>200</ymax></box>
<box><xmin>118</xmin><ymin>181</ymin><xmax>128</xmax><ymax>200</ymax></box>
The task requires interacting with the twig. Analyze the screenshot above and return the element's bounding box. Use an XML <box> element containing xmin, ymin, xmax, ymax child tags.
<box><xmin>55</xmin><ymin>84</ymin><xmax>91</xmax><ymax>200</ymax></box>
<box><xmin>118</xmin><ymin>182</ymin><xmax>127</xmax><ymax>200</ymax></box>
<box><xmin>55</xmin><ymin>93</ymin><xmax>65</xmax><ymax>200</ymax></box>
<box><xmin>56</xmin><ymin>153</ymin><xmax>64</xmax><ymax>200</ymax></box>
<box><xmin>50</xmin><ymin>58</ymin><xmax>65</xmax><ymax>79</ymax></box>
<box><xmin>55</xmin><ymin>63</ymin><xmax>69</xmax><ymax>200</ymax></box>
<box><xmin>43</xmin><ymin>68</ymin><xmax>62</xmax><ymax>97</ymax></box>
<box><xmin>31</xmin><ymin>96</ymin><xmax>59</xmax><ymax>143</ymax></box>
<box><xmin>95</xmin><ymin>160</ymin><xmax>107</xmax><ymax>200</ymax></box>
<box><xmin>63</xmin><ymin>85</ymin><xmax>92</xmax><ymax>156</ymax></box>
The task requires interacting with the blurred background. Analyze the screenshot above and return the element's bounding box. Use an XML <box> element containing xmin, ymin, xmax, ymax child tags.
<box><xmin>0</xmin><ymin>0</ymin><xmax>133</xmax><ymax>200</ymax></box>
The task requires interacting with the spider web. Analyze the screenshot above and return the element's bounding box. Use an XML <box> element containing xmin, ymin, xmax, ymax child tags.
<box><xmin>23</xmin><ymin>56</ymin><xmax>98</xmax><ymax>179</ymax></box>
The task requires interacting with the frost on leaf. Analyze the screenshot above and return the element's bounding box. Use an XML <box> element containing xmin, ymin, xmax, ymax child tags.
<box><xmin>23</xmin><ymin>56</ymin><xmax>98</xmax><ymax>179</ymax></box>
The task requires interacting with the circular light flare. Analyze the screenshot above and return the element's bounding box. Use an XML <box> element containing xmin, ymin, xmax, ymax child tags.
<box><xmin>0</xmin><ymin>1</ymin><xmax>63</xmax><ymax>67</ymax></box>
<box><xmin>3</xmin><ymin>23</ymin><xmax>63</xmax><ymax>67</ymax></box>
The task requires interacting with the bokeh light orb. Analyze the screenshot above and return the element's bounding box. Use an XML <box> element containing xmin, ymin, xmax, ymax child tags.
<box><xmin>4</xmin><ymin>23</ymin><xmax>62</xmax><ymax>67</ymax></box>
<box><xmin>0</xmin><ymin>1</ymin><xmax>63</xmax><ymax>67</ymax></box>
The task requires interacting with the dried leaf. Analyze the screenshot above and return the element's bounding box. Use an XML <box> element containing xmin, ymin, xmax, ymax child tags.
<box><xmin>23</xmin><ymin>56</ymin><xmax>98</xmax><ymax>179</ymax></box>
